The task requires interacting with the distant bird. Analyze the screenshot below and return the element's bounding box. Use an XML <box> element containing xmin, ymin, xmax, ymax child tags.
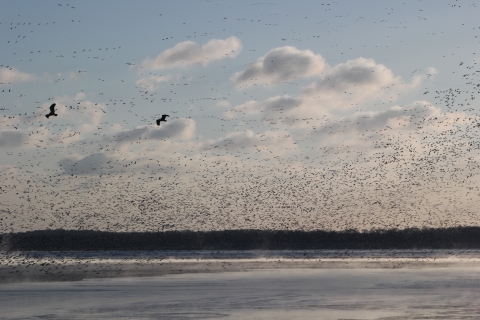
<box><xmin>156</xmin><ymin>114</ymin><xmax>169</xmax><ymax>126</ymax></box>
<box><xmin>45</xmin><ymin>103</ymin><xmax>57</xmax><ymax>118</ymax></box>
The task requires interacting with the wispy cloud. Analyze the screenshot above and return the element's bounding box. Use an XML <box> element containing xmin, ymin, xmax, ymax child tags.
<box><xmin>0</xmin><ymin>67</ymin><xmax>43</xmax><ymax>85</ymax></box>
<box><xmin>215</xmin><ymin>100</ymin><xmax>231</xmax><ymax>108</ymax></box>
<box><xmin>141</xmin><ymin>36</ymin><xmax>242</xmax><ymax>70</ymax></box>
<box><xmin>225</xmin><ymin>95</ymin><xmax>301</xmax><ymax>118</ymax></box>
<box><xmin>135</xmin><ymin>74</ymin><xmax>178</xmax><ymax>90</ymax></box>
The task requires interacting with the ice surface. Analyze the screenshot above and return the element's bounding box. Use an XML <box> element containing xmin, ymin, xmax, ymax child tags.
<box><xmin>1</xmin><ymin>264</ymin><xmax>480</xmax><ymax>319</ymax></box>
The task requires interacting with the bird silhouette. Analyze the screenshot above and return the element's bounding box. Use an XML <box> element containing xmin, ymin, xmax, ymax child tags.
<box><xmin>156</xmin><ymin>114</ymin><xmax>169</xmax><ymax>126</ymax></box>
<box><xmin>45</xmin><ymin>103</ymin><xmax>57</xmax><ymax>119</ymax></box>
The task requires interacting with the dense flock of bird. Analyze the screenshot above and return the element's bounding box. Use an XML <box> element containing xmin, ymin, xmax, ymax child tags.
<box><xmin>0</xmin><ymin>1</ymin><xmax>480</xmax><ymax>236</ymax></box>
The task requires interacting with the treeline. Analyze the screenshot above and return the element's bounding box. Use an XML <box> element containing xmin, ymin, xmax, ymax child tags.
<box><xmin>1</xmin><ymin>227</ymin><xmax>480</xmax><ymax>251</ymax></box>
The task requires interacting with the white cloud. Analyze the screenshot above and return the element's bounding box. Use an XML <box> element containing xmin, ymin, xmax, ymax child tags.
<box><xmin>0</xmin><ymin>68</ymin><xmax>84</xmax><ymax>86</ymax></box>
<box><xmin>301</xmin><ymin>57</ymin><xmax>423</xmax><ymax>109</ymax></box>
<box><xmin>111</xmin><ymin>127</ymin><xmax>148</xmax><ymax>144</ymax></box>
<box><xmin>314</xmin><ymin>101</ymin><xmax>435</xmax><ymax>136</ymax></box>
<box><xmin>204</xmin><ymin>130</ymin><xmax>296</xmax><ymax>155</ymax></box>
<box><xmin>0</xmin><ymin>94</ymin><xmax>105</xmax><ymax>148</ymax></box>
<box><xmin>0</xmin><ymin>67</ymin><xmax>42</xmax><ymax>85</ymax></box>
<box><xmin>58</xmin><ymin>119</ymin><xmax>198</xmax><ymax>175</ymax></box>
<box><xmin>225</xmin><ymin>57</ymin><xmax>429</xmax><ymax>127</ymax></box>
<box><xmin>146</xmin><ymin>119</ymin><xmax>195</xmax><ymax>140</ymax></box>
<box><xmin>141</xmin><ymin>37</ymin><xmax>242</xmax><ymax>70</ymax></box>
<box><xmin>55</xmin><ymin>71</ymin><xmax>82</xmax><ymax>80</ymax></box>
<box><xmin>0</xmin><ymin>93</ymin><xmax>109</xmax><ymax>150</ymax></box>
<box><xmin>224</xmin><ymin>94</ymin><xmax>328</xmax><ymax>129</ymax></box>
<box><xmin>231</xmin><ymin>46</ymin><xmax>326</xmax><ymax>87</ymax></box>
<box><xmin>311</xmin><ymin>101</ymin><xmax>473</xmax><ymax>156</ymax></box>
<box><xmin>426</xmin><ymin>67</ymin><xmax>438</xmax><ymax>76</ymax></box>
<box><xmin>135</xmin><ymin>74</ymin><xmax>177</xmax><ymax>90</ymax></box>
<box><xmin>54</xmin><ymin>92</ymin><xmax>107</xmax><ymax>128</ymax></box>
<box><xmin>215</xmin><ymin>100</ymin><xmax>231</xmax><ymax>108</ymax></box>
<box><xmin>224</xmin><ymin>95</ymin><xmax>302</xmax><ymax>118</ymax></box>
<box><xmin>109</xmin><ymin>118</ymin><xmax>196</xmax><ymax>149</ymax></box>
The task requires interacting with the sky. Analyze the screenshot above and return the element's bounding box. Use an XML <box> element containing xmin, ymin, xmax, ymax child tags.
<box><xmin>1</xmin><ymin>0</ymin><xmax>479</xmax><ymax>233</ymax></box>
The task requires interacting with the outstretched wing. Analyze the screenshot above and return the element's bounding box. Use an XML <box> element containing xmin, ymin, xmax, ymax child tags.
<box><xmin>49</xmin><ymin>103</ymin><xmax>56</xmax><ymax>113</ymax></box>
<box><xmin>161</xmin><ymin>114</ymin><xmax>170</xmax><ymax>121</ymax></box>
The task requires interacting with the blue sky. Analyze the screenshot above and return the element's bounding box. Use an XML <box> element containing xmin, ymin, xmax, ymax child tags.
<box><xmin>1</xmin><ymin>0</ymin><xmax>479</xmax><ymax>232</ymax></box>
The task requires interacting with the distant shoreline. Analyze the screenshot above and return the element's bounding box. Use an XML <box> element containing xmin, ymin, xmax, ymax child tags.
<box><xmin>2</xmin><ymin>227</ymin><xmax>480</xmax><ymax>251</ymax></box>
<box><xmin>2</xmin><ymin>249</ymin><xmax>480</xmax><ymax>284</ymax></box>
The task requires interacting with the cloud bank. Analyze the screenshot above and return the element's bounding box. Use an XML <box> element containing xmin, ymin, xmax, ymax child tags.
<box><xmin>226</xmin><ymin>56</ymin><xmax>428</xmax><ymax>126</ymax></box>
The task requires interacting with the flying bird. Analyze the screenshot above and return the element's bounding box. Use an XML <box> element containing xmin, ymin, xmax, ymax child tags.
<box><xmin>156</xmin><ymin>114</ymin><xmax>169</xmax><ymax>126</ymax></box>
<box><xmin>45</xmin><ymin>103</ymin><xmax>57</xmax><ymax>119</ymax></box>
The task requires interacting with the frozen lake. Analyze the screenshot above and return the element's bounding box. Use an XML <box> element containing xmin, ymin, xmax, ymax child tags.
<box><xmin>1</xmin><ymin>267</ymin><xmax>480</xmax><ymax>319</ymax></box>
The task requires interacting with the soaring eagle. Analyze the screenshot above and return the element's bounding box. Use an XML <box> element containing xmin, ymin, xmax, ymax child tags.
<box><xmin>45</xmin><ymin>103</ymin><xmax>57</xmax><ymax>119</ymax></box>
<box><xmin>156</xmin><ymin>114</ymin><xmax>170</xmax><ymax>126</ymax></box>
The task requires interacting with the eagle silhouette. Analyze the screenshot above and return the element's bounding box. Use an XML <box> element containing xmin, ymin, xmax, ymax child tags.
<box><xmin>45</xmin><ymin>103</ymin><xmax>57</xmax><ymax>119</ymax></box>
<box><xmin>156</xmin><ymin>114</ymin><xmax>169</xmax><ymax>126</ymax></box>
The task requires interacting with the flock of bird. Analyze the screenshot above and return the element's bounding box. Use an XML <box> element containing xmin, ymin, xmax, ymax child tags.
<box><xmin>0</xmin><ymin>1</ymin><xmax>479</xmax><ymax>238</ymax></box>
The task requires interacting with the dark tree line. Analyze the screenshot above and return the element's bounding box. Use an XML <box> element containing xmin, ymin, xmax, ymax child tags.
<box><xmin>1</xmin><ymin>227</ymin><xmax>480</xmax><ymax>251</ymax></box>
